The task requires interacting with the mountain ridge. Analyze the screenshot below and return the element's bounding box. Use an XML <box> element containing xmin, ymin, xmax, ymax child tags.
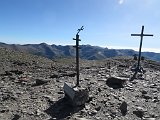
<box><xmin>0</xmin><ymin>42</ymin><xmax>160</xmax><ymax>61</ymax></box>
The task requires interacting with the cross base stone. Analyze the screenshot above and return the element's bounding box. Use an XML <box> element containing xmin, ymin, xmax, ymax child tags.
<box><xmin>63</xmin><ymin>82</ymin><xmax>89</xmax><ymax>106</ymax></box>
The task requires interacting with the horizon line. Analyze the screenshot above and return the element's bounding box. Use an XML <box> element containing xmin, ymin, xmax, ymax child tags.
<box><xmin>0</xmin><ymin>41</ymin><xmax>160</xmax><ymax>53</ymax></box>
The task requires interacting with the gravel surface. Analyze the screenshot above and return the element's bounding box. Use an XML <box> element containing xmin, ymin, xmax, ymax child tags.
<box><xmin>0</xmin><ymin>47</ymin><xmax>160</xmax><ymax>120</ymax></box>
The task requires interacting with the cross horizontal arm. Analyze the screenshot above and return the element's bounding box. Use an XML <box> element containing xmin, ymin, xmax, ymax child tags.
<box><xmin>73</xmin><ymin>46</ymin><xmax>80</xmax><ymax>48</ymax></box>
<box><xmin>131</xmin><ymin>34</ymin><xmax>141</xmax><ymax>36</ymax></box>
<box><xmin>73</xmin><ymin>38</ymin><xmax>81</xmax><ymax>41</ymax></box>
<box><xmin>143</xmin><ymin>34</ymin><xmax>153</xmax><ymax>36</ymax></box>
<box><xmin>131</xmin><ymin>34</ymin><xmax>153</xmax><ymax>36</ymax></box>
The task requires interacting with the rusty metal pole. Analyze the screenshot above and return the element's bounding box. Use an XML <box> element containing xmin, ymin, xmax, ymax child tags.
<box><xmin>137</xmin><ymin>26</ymin><xmax>144</xmax><ymax>71</ymax></box>
<box><xmin>76</xmin><ymin>34</ymin><xmax>80</xmax><ymax>86</ymax></box>
<box><xmin>73</xmin><ymin>26</ymin><xmax>84</xmax><ymax>86</ymax></box>
<box><xmin>75</xmin><ymin>34</ymin><xmax>80</xmax><ymax>86</ymax></box>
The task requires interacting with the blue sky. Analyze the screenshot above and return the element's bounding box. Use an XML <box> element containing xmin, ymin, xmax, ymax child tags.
<box><xmin>0</xmin><ymin>0</ymin><xmax>160</xmax><ymax>52</ymax></box>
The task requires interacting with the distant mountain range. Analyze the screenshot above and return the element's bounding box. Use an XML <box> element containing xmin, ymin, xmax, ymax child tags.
<box><xmin>0</xmin><ymin>42</ymin><xmax>160</xmax><ymax>61</ymax></box>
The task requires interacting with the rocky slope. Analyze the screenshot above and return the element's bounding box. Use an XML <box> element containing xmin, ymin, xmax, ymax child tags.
<box><xmin>0</xmin><ymin>47</ymin><xmax>160</xmax><ymax>120</ymax></box>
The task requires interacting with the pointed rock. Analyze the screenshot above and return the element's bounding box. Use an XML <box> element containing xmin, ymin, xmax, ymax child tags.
<box><xmin>133</xmin><ymin>107</ymin><xmax>145</xmax><ymax>118</ymax></box>
<box><xmin>119</xmin><ymin>101</ymin><xmax>127</xmax><ymax>116</ymax></box>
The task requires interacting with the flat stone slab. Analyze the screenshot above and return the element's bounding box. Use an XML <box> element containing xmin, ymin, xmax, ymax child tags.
<box><xmin>63</xmin><ymin>82</ymin><xmax>89</xmax><ymax>106</ymax></box>
<box><xmin>106</xmin><ymin>76</ymin><xmax>128</xmax><ymax>89</ymax></box>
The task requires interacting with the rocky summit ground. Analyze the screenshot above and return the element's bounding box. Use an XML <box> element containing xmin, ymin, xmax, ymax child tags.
<box><xmin>0</xmin><ymin>47</ymin><xmax>160</xmax><ymax>120</ymax></box>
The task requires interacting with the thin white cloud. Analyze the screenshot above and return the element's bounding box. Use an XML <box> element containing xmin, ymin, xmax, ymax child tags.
<box><xmin>107</xmin><ymin>46</ymin><xmax>160</xmax><ymax>53</ymax></box>
<box><xmin>118</xmin><ymin>0</ymin><xmax>125</xmax><ymax>5</ymax></box>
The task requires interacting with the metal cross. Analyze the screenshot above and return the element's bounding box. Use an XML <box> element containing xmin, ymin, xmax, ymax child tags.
<box><xmin>131</xmin><ymin>26</ymin><xmax>153</xmax><ymax>72</ymax></box>
<box><xmin>77</xmin><ymin>26</ymin><xmax>84</xmax><ymax>35</ymax></box>
<box><xmin>73</xmin><ymin>26</ymin><xmax>84</xmax><ymax>86</ymax></box>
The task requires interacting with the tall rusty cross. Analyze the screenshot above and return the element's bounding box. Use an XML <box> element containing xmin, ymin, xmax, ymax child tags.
<box><xmin>131</xmin><ymin>26</ymin><xmax>153</xmax><ymax>72</ymax></box>
<box><xmin>73</xmin><ymin>26</ymin><xmax>84</xmax><ymax>86</ymax></box>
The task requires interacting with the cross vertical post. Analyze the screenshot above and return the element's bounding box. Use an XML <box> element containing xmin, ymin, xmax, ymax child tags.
<box><xmin>63</xmin><ymin>26</ymin><xmax>88</xmax><ymax>107</ymax></box>
<box><xmin>73</xmin><ymin>26</ymin><xmax>84</xmax><ymax>86</ymax></box>
<box><xmin>131</xmin><ymin>26</ymin><xmax>153</xmax><ymax>72</ymax></box>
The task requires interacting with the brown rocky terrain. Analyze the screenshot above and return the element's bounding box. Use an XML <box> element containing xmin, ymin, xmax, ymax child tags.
<box><xmin>0</xmin><ymin>47</ymin><xmax>160</xmax><ymax>120</ymax></box>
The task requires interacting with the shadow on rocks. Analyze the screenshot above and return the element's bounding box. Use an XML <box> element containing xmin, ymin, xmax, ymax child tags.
<box><xmin>31</xmin><ymin>78</ymin><xmax>50</xmax><ymax>87</ymax></box>
<box><xmin>45</xmin><ymin>97</ymin><xmax>84</xmax><ymax>119</ymax></box>
<box><xmin>130</xmin><ymin>71</ymin><xmax>137</xmax><ymax>81</ymax></box>
<box><xmin>11</xmin><ymin>114</ymin><xmax>21</xmax><ymax>120</ymax></box>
